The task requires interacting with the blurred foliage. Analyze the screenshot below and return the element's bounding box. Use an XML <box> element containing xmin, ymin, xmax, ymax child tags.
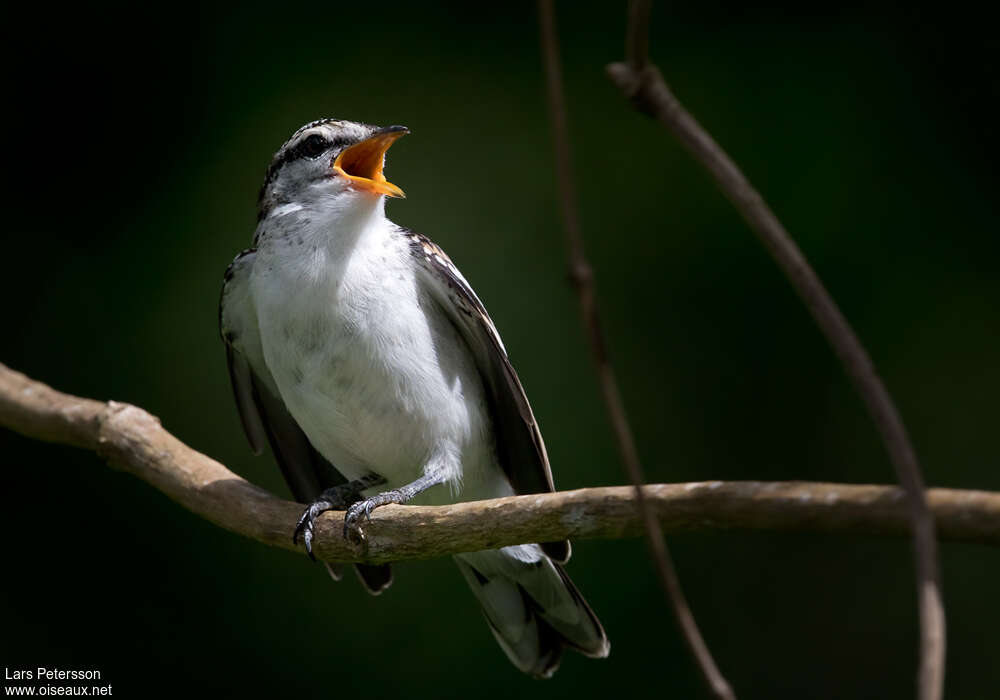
<box><xmin>1</xmin><ymin>2</ymin><xmax>997</xmax><ymax>698</ymax></box>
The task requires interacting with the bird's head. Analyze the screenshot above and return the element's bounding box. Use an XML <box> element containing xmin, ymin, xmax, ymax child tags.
<box><xmin>257</xmin><ymin>119</ymin><xmax>408</xmax><ymax>221</ymax></box>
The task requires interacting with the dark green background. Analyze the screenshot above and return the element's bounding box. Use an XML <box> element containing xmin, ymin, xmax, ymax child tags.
<box><xmin>2</xmin><ymin>2</ymin><xmax>997</xmax><ymax>698</ymax></box>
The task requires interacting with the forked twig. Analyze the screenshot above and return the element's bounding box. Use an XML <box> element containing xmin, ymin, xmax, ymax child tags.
<box><xmin>537</xmin><ymin>2</ymin><xmax>735</xmax><ymax>698</ymax></box>
<box><xmin>605</xmin><ymin>3</ymin><xmax>944</xmax><ymax>699</ymax></box>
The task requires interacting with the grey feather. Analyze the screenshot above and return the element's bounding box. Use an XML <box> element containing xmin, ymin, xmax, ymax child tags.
<box><xmin>455</xmin><ymin>550</ymin><xmax>608</xmax><ymax>678</ymax></box>
<box><xmin>225</xmin><ymin>344</ymin><xmax>267</xmax><ymax>455</ymax></box>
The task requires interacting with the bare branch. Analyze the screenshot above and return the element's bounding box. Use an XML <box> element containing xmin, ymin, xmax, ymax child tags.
<box><xmin>2</xmin><ymin>363</ymin><xmax>997</xmax><ymax>562</ymax></box>
<box><xmin>606</xmin><ymin>4</ymin><xmax>945</xmax><ymax>699</ymax></box>
<box><xmin>1</xmin><ymin>363</ymin><xmax>998</xmax><ymax>566</ymax></box>
<box><xmin>537</xmin><ymin>3</ymin><xmax>734</xmax><ymax>698</ymax></box>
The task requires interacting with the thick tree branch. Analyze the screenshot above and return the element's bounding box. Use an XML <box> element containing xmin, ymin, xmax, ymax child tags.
<box><xmin>606</xmin><ymin>3</ymin><xmax>945</xmax><ymax>699</ymax></box>
<box><xmin>2</xmin><ymin>364</ymin><xmax>998</xmax><ymax>565</ymax></box>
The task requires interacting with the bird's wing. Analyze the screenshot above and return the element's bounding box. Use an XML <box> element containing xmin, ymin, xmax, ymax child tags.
<box><xmin>220</xmin><ymin>248</ymin><xmax>392</xmax><ymax>592</ymax></box>
<box><xmin>402</xmin><ymin>228</ymin><xmax>570</xmax><ymax>563</ymax></box>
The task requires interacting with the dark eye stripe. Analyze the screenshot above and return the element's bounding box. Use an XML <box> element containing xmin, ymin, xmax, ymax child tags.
<box><xmin>263</xmin><ymin>133</ymin><xmax>355</xmax><ymax>186</ymax></box>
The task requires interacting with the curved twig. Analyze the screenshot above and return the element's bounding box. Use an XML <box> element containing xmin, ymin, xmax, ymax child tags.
<box><xmin>605</xmin><ymin>3</ymin><xmax>945</xmax><ymax>699</ymax></box>
<box><xmin>2</xmin><ymin>363</ymin><xmax>998</xmax><ymax>566</ymax></box>
<box><xmin>537</xmin><ymin>2</ymin><xmax>735</xmax><ymax>699</ymax></box>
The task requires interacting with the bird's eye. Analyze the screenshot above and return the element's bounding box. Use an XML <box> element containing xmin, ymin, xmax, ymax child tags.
<box><xmin>297</xmin><ymin>134</ymin><xmax>329</xmax><ymax>159</ymax></box>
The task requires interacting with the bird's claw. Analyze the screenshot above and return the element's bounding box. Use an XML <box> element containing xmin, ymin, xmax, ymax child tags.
<box><xmin>343</xmin><ymin>500</ymin><xmax>374</xmax><ymax>544</ymax></box>
<box><xmin>293</xmin><ymin>499</ymin><xmax>333</xmax><ymax>561</ymax></box>
<box><xmin>342</xmin><ymin>489</ymin><xmax>404</xmax><ymax>545</ymax></box>
<box><xmin>291</xmin><ymin>479</ymin><xmax>384</xmax><ymax>559</ymax></box>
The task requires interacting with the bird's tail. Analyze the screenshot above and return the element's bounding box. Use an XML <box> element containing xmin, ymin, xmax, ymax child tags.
<box><xmin>454</xmin><ymin>547</ymin><xmax>609</xmax><ymax>678</ymax></box>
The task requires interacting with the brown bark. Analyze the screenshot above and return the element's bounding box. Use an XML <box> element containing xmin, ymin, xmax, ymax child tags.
<box><xmin>2</xmin><ymin>363</ymin><xmax>997</xmax><ymax>567</ymax></box>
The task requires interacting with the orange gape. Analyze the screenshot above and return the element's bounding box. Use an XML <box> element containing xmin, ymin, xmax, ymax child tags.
<box><xmin>333</xmin><ymin>127</ymin><xmax>408</xmax><ymax>198</ymax></box>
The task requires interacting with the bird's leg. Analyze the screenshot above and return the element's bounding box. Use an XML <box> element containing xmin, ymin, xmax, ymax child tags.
<box><xmin>344</xmin><ymin>471</ymin><xmax>448</xmax><ymax>544</ymax></box>
<box><xmin>293</xmin><ymin>473</ymin><xmax>386</xmax><ymax>560</ymax></box>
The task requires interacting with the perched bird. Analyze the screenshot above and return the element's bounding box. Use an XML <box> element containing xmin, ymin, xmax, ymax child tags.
<box><xmin>219</xmin><ymin>118</ymin><xmax>609</xmax><ymax>677</ymax></box>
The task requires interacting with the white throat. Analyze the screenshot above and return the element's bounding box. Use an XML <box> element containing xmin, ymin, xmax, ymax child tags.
<box><xmin>259</xmin><ymin>190</ymin><xmax>388</xmax><ymax>254</ymax></box>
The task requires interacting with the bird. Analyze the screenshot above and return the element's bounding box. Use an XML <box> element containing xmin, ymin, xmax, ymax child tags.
<box><xmin>219</xmin><ymin>118</ymin><xmax>609</xmax><ymax>677</ymax></box>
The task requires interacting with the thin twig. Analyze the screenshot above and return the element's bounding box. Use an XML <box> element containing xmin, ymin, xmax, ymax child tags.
<box><xmin>605</xmin><ymin>3</ymin><xmax>945</xmax><ymax>699</ymax></box>
<box><xmin>2</xmin><ymin>363</ymin><xmax>997</xmax><ymax>564</ymax></box>
<box><xmin>536</xmin><ymin>3</ymin><xmax>735</xmax><ymax>698</ymax></box>
<box><xmin>625</xmin><ymin>0</ymin><xmax>652</xmax><ymax>70</ymax></box>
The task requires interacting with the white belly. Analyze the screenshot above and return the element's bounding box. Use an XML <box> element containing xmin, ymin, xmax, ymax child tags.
<box><xmin>250</xmin><ymin>234</ymin><xmax>498</xmax><ymax>503</ymax></box>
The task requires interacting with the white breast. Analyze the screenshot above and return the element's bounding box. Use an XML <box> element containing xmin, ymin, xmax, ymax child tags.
<box><xmin>249</xmin><ymin>211</ymin><xmax>496</xmax><ymax>501</ymax></box>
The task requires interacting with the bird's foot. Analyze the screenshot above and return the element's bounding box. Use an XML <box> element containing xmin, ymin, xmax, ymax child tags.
<box><xmin>343</xmin><ymin>489</ymin><xmax>409</xmax><ymax>545</ymax></box>
<box><xmin>292</xmin><ymin>477</ymin><xmax>386</xmax><ymax>560</ymax></box>
<box><xmin>293</xmin><ymin>497</ymin><xmax>335</xmax><ymax>561</ymax></box>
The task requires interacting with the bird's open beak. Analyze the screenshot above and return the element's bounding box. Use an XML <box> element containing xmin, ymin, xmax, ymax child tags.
<box><xmin>333</xmin><ymin>125</ymin><xmax>408</xmax><ymax>198</ymax></box>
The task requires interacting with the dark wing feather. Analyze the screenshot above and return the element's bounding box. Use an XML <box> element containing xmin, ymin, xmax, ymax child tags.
<box><xmin>220</xmin><ymin>248</ymin><xmax>391</xmax><ymax>591</ymax></box>
<box><xmin>402</xmin><ymin>228</ymin><xmax>570</xmax><ymax>563</ymax></box>
<box><xmin>225</xmin><ymin>343</ymin><xmax>267</xmax><ymax>455</ymax></box>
